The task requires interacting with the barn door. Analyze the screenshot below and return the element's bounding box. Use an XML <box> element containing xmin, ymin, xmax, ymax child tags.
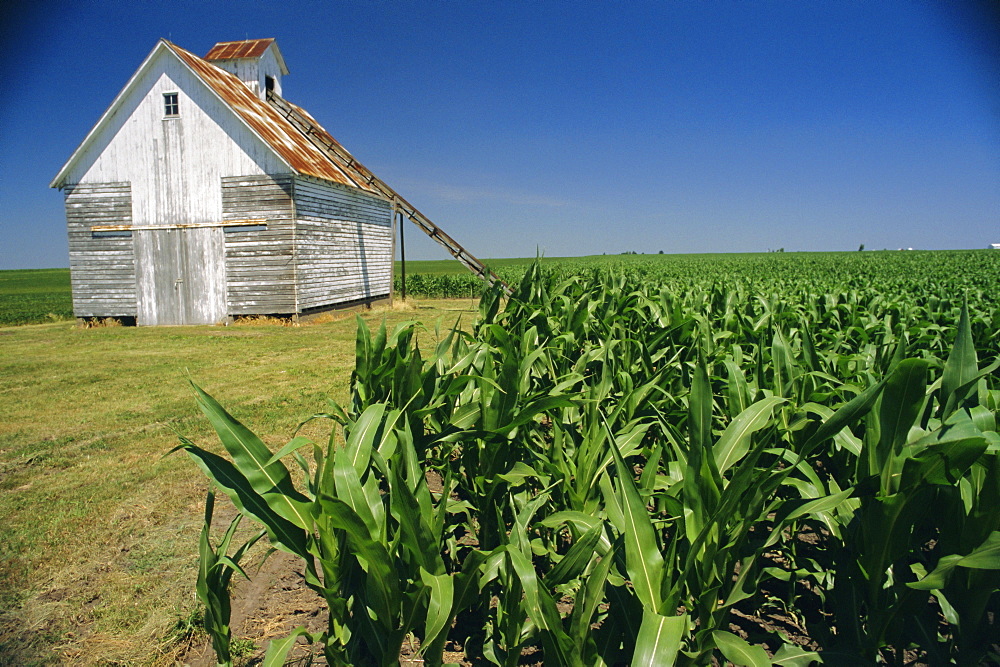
<box><xmin>134</xmin><ymin>227</ymin><xmax>227</xmax><ymax>325</ymax></box>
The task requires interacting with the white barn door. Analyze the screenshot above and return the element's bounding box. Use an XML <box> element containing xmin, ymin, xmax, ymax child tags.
<box><xmin>134</xmin><ymin>227</ymin><xmax>227</xmax><ymax>325</ymax></box>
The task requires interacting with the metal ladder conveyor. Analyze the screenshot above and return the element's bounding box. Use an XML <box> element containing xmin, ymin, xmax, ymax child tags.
<box><xmin>267</xmin><ymin>91</ymin><xmax>511</xmax><ymax>294</ymax></box>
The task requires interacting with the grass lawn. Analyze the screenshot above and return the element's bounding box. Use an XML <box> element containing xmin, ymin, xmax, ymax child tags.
<box><xmin>0</xmin><ymin>299</ymin><xmax>478</xmax><ymax>666</ymax></box>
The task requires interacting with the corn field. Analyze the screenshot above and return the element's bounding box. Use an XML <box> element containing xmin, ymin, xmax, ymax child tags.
<box><xmin>180</xmin><ymin>251</ymin><xmax>1000</xmax><ymax>665</ymax></box>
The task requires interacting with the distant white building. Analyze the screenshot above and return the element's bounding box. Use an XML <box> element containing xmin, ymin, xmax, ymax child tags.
<box><xmin>991</xmin><ymin>243</ymin><xmax>1000</xmax><ymax>250</ymax></box>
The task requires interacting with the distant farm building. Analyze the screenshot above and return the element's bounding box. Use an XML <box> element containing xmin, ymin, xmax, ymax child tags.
<box><xmin>51</xmin><ymin>38</ymin><xmax>498</xmax><ymax>325</ymax></box>
<box><xmin>991</xmin><ymin>243</ymin><xmax>1000</xmax><ymax>250</ymax></box>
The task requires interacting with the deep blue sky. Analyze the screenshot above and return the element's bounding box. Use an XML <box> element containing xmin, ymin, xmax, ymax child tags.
<box><xmin>2</xmin><ymin>0</ymin><xmax>998</xmax><ymax>268</ymax></box>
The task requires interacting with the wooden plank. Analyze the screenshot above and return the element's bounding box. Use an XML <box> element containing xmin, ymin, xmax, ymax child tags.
<box><xmin>65</xmin><ymin>180</ymin><xmax>137</xmax><ymax>317</ymax></box>
<box><xmin>222</xmin><ymin>174</ymin><xmax>297</xmax><ymax>313</ymax></box>
<box><xmin>134</xmin><ymin>227</ymin><xmax>227</xmax><ymax>325</ymax></box>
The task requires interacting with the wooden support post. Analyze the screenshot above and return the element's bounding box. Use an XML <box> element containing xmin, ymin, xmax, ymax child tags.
<box><xmin>389</xmin><ymin>204</ymin><xmax>396</xmax><ymax>307</ymax></box>
<box><xmin>399</xmin><ymin>211</ymin><xmax>406</xmax><ymax>302</ymax></box>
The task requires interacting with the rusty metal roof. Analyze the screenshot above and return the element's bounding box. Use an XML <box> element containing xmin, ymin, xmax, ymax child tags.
<box><xmin>166</xmin><ymin>41</ymin><xmax>380</xmax><ymax>195</ymax></box>
<box><xmin>205</xmin><ymin>38</ymin><xmax>275</xmax><ymax>61</ymax></box>
<box><xmin>285</xmin><ymin>100</ymin><xmax>378</xmax><ymax>189</ymax></box>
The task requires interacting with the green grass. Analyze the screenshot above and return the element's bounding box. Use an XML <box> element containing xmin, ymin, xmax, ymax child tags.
<box><xmin>0</xmin><ymin>299</ymin><xmax>478</xmax><ymax>666</ymax></box>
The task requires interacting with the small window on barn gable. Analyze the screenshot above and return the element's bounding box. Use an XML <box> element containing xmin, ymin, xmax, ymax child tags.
<box><xmin>265</xmin><ymin>75</ymin><xmax>275</xmax><ymax>93</ymax></box>
<box><xmin>163</xmin><ymin>92</ymin><xmax>179</xmax><ymax>117</ymax></box>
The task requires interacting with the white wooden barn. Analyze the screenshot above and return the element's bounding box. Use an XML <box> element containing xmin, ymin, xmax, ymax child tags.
<box><xmin>51</xmin><ymin>38</ymin><xmax>400</xmax><ymax>325</ymax></box>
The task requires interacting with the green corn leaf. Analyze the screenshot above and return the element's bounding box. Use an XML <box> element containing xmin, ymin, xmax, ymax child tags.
<box><xmin>714</xmin><ymin>396</ymin><xmax>785</xmax><ymax>474</ymax></box>
<box><xmin>681</xmin><ymin>360</ymin><xmax>720</xmax><ymax>542</ymax></box>
<box><xmin>606</xmin><ymin>434</ymin><xmax>665</xmax><ymax>613</ymax></box>
<box><xmin>539</xmin><ymin>511</ymin><xmax>613</xmax><ymax>555</ymax></box>
<box><xmin>724</xmin><ymin>359</ymin><xmax>752</xmax><ymax>419</ymax></box>
<box><xmin>497</xmin><ymin>461</ymin><xmax>542</xmax><ymax>487</ymax></box>
<box><xmin>772</xmin><ymin>642</ymin><xmax>823</xmax><ymax>666</ymax></box>
<box><xmin>908</xmin><ymin>554</ymin><xmax>965</xmax><ymax>590</ymax></box>
<box><xmin>343</xmin><ymin>403</ymin><xmax>388</xmax><ymax>476</ymax></box>
<box><xmin>801</xmin><ymin>326</ymin><xmax>819</xmax><ymax>372</ymax></box>
<box><xmin>600</xmin><ymin>472</ymin><xmax>626</xmax><ymax>535</ymax></box>
<box><xmin>878</xmin><ymin>358</ymin><xmax>929</xmax><ymax>463</ymax></box>
<box><xmin>568</xmin><ymin>549</ymin><xmax>616</xmax><ymax>648</ymax></box>
<box><xmin>264</xmin><ymin>435</ymin><xmax>314</xmax><ymax>467</ymax></box>
<box><xmin>192</xmin><ymin>383</ymin><xmax>313</xmax><ymax>531</ymax></box>
<box><xmin>713</xmin><ymin>630</ymin><xmax>771</xmax><ymax>667</ymax></box>
<box><xmin>900</xmin><ymin>415</ymin><xmax>988</xmax><ymax>490</ymax></box>
<box><xmin>690</xmin><ymin>354</ymin><xmax>714</xmax><ymax>455</ymax></box>
<box><xmin>452</xmin><ymin>549</ymin><xmax>491</xmax><ymax>616</ymax></box>
<box><xmin>631</xmin><ymin>610</ymin><xmax>687</xmax><ymax>666</ymax></box>
<box><xmin>261</xmin><ymin>626</ymin><xmax>317</xmax><ymax>667</ymax></box>
<box><xmin>771</xmin><ymin>328</ymin><xmax>798</xmax><ymax>398</ymax></box>
<box><xmin>494</xmin><ymin>394</ymin><xmax>578</xmax><ymax>436</ymax></box>
<box><xmin>507</xmin><ymin>546</ymin><xmax>577</xmax><ymax>665</ymax></box>
<box><xmin>449</xmin><ymin>402</ymin><xmax>481</xmax><ymax>429</ymax></box>
<box><xmin>956</xmin><ymin>531</ymin><xmax>1000</xmax><ymax>569</ymax></box>
<box><xmin>544</xmin><ymin>523</ymin><xmax>603</xmax><ymax>588</ymax></box>
<box><xmin>175</xmin><ymin>442</ymin><xmax>309</xmax><ymax>558</ymax></box>
<box><xmin>332</xmin><ymin>447</ymin><xmax>380</xmax><ymax>537</ymax></box>
<box><xmin>942</xmin><ymin>356</ymin><xmax>1000</xmax><ymax>420</ymax></box>
<box><xmin>766</xmin><ymin>488</ymin><xmax>855</xmax><ymax>548</ymax></box>
<box><xmin>940</xmin><ymin>300</ymin><xmax>978</xmax><ymax>417</ymax></box>
<box><xmin>390</xmin><ymin>458</ymin><xmax>444</xmax><ymax>575</ymax></box>
<box><xmin>354</xmin><ymin>314</ymin><xmax>372</xmax><ymax>382</ymax></box>
<box><xmin>799</xmin><ymin>378</ymin><xmax>886</xmax><ymax>458</ymax></box>
<box><xmin>419</xmin><ymin>567</ymin><xmax>455</xmax><ymax>657</ymax></box>
<box><xmin>318</xmin><ymin>494</ymin><xmax>400</xmax><ymax>627</ymax></box>
<box><xmin>909</xmin><ymin>532</ymin><xmax>1000</xmax><ymax>590</ymax></box>
<box><xmin>970</xmin><ymin>404</ymin><xmax>997</xmax><ymax>434</ymax></box>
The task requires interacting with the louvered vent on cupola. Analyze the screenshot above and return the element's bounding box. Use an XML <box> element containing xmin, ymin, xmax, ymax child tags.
<box><xmin>204</xmin><ymin>38</ymin><xmax>289</xmax><ymax>101</ymax></box>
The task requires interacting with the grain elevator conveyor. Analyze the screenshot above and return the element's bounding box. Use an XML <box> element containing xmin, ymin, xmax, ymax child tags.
<box><xmin>267</xmin><ymin>91</ymin><xmax>510</xmax><ymax>295</ymax></box>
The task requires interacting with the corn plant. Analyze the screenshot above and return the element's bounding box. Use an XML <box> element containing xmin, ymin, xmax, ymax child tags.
<box><xmin>176</xmin><ymin>389</ymin><xmax>483</xmax><ymax>666</ymax></box>
<box><xmin>819</xmin><ymin>306</ymin><xmax>1000</xmax><ymax>663</ymax></box>
<box><xmin>193</xmin><ymin>486</ymin><xmax>264</xmax><ymax>667</ymax></box>
<box><xmin>178</xmin><ymin>254</ymin><xmax>999</xmax><ymax>665</ymax></box>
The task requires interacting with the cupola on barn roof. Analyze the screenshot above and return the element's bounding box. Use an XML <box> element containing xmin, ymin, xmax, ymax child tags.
<box><xmin>205</xmin><ymin>38</ymin><xmax>288</xmax><ymax>69</ymax></box>
<box><xmin>204</xmin><ymin>38</ymin><xmax>289</xmax><ymax>101</ymax></box>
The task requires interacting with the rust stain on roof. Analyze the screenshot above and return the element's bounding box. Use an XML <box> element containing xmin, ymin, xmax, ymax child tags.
<box><xmin>205</xmin><ymin>38</ymin><xmax>275</xmax><ymax>61</ymax></box>
<box><xmin>165</xmin><ymin>41</ymin><xmax>380</xmax><ymax>195</ymax></box>
<box><xmin>285</xmin><ymin>100</ymin><xmax>379</xmax><ymax>189</ymax></box>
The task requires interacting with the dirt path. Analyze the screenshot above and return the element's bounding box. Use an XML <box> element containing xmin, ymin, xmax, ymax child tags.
<box><xmin>180</xmin><ymin>551</ymin><xmax>327</xmax><ymax>666</ymax></box>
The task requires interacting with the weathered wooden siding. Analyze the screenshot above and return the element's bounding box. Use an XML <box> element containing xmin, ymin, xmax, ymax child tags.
<box><xmin>65</xmin><ymin>182</ymin><xmax>137</xmax><ymax>317</ymax></box>
<box><xmin>134</xmin><ymin>227</ymin><xmax>227</xmax><ymax>325</ymax></box>
<box><xmin>61</xmin><ymin>48</ymin><xmax>290</xmax><ymax>227</ymax></box>
<box><xmin>57</xmin><ymin>42</ymin><xmax>394</xmax><ymax>322</ymax></box>
<box><xmin>222</xmin><ymin>175</ymin><xmax>297</xmax><ymax>314</ymax></box>
<box><xmin>293</xmin><ymin>177</ymin><xmax>393</xmax><ymax>310</ymax></box>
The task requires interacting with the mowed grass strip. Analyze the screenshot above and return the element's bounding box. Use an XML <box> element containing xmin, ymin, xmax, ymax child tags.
<box><xmin>0</xmin><ymin>299</ymin><xmax>476</xmax><ymax>666</ymax></box>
